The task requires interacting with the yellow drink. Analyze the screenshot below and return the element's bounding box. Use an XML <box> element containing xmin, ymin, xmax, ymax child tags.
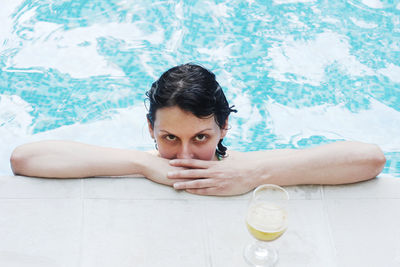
<box><xmin>246</xmin><ymin>202</ymin><xmax>287</xmax><ymax>241</ymax></box>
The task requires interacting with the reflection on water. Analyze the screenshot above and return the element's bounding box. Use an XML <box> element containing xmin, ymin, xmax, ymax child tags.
<box><xmin>0</xmin><ymin>0</ymin><xmax>399</xmax><ymax>175</ymax></box>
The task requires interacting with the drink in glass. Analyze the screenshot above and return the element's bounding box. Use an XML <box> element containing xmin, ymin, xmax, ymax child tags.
<box><xmin>244</xmin><ymin>184</ymin><xmax>289</xmax><ymax>266</ymax></box>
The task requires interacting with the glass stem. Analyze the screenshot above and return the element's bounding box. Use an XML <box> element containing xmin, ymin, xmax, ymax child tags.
<box><xmin>254</xmin><ymin>241</ymin><xmax>271</xmax><ymax>259</ymax></box>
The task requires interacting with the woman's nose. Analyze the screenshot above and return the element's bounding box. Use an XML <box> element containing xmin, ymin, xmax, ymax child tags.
<box><xmin>177</xmin><ymin>144</ymin><xmax>194</xmax><ymax>159</ymax></box>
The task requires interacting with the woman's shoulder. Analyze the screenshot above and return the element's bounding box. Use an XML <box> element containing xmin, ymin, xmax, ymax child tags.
<box><xmin>145</xmin><ymin>150</ymin><xmax>160</xmax><ymax>157</ymax></box>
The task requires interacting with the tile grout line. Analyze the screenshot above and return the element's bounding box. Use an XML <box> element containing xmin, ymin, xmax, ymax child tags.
<box><xmin>78</xmin><ymin>179</ymin><xmax>84</xmax><ymax>267</ymax></box>
<box><xmin>201</xmin><ymin>202</ymin><xmax>214</xmax><ymax>267</ymax></box>
<box><xmin>321</xmin><ymin>186</ymin><xmax>339</xmax><ymax>267</ymax></box>
<box><xmin>2</xmin><ymin>196</ymin><xmax>400</xmax><ymax>200</ymax></box>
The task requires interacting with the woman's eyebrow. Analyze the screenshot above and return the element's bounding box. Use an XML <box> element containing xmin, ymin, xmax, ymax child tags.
<box><xmin>193</xmin><ymin>128</ymin><xmax>213</xmax><ymax>135</ymax></box>
<box><xmin>159</xmin><ymin>128</ymin><xmax>213</xmax><ymax>135</ymax></box>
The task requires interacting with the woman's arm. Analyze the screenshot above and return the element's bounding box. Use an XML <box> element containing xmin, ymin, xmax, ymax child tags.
<box><xmin>255</xmin><ymin>141</ymin><xmax>386</xmax><ymax>186</ymax></box>
<box><xmin>10</xmin><ymin>140</ymin><xmax>151</xmax><ymax>178</ymax></box>
<box><xmin>168</xmin><ymin>141</ymin><xmax>386</xmax><ymax>196</ymax></box>
<box><xmin>10</xmin><ymin>140</ymin><xmax>186</xmax><ymax>186</ymax></box>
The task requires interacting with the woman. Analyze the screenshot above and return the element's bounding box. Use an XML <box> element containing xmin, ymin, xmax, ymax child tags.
<box><xmin>10</xmin><ymin>63</ymin><xmax>386</xmax><ymax>196</ymax></box>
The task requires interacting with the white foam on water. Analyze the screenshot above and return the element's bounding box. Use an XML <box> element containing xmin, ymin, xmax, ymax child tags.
<box><xmin>0</xmin><ymin>0</ymin><xmax>25</xmax><ymax>51</ymax></box>
<box><xmin>228</xmin><ymin>93</ymin><xmax>263</xmax><ymax>142</ymax></box>
<box><xmin>377</xmin><ymin>63</ymin><xmax>400</xmax><ymax>83</ymax></box>
<box><xmin>166</xmin><ymin>29</ymin><xmax>185</xmax><ymax>53</ymax></box>
<box><xmin>0</xmin><ymin>95</ymin><xmax>34</xmax><ymax>175</ymax></box>
<box><xmin>215</xmin><ymin>69</ymin><xmax>264</xmax><ymax>144</ymax></box>
<box><xmin>7</xmin><ymin>18</ymin><xmax>165</xmax><ymax>78</ymax></box>
<box><xmin>361</xmin><ymin>0</ymin><xmax>384</xmax><ymax>9</ymax></box>
<box><xmin>204</xmin><ymin>1</ymin><xmax>232</xmax><ymax>18</ymax></box>
<box><xmin>349</xmin><ymin>17</ymin><xmax>378</xmax><ymax>29</ymax></box>
<box><xmin>273</xmin><ymin>0</ymin><xmax>316</xmax><ymax>4</ymax></box>
<box><xmin>265</xmin><ymin>97</ymin><xmax>400</xmax><ymax>152</ymax></box>
<box><xmin>267</xmin><ymin>31</ymin><xmax>375</xmax><ymax>86</ymax></box>
<box><xmin>29</xmin><ymin>106</ymin><xmax>153</xmax><ymax>149</ymax></box>
<box><xmin>0</xmin><ymin>95</ymin><xmax>33</xmax><ymax>135</ymax></box>
<box><xmin>288</xmin><ymin>13</ymin><xmax>310</xmax><ymax>28</ymax></box>
<box><xmin>197</xmin><ymin>43</ymin><xmax>236</xmax><ymax>64</ymax></box>
<box><xmin>174</xmin><ymin>1</ymin><xmax>184</xmax><ymax>20</ymax></box>
<box><xmin>320</xmin><ymin>17</ymin><xmax>342</xmax><ymax>24</ymax></box>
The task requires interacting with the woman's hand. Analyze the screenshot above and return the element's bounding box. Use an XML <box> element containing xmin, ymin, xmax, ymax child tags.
<box><xmin>165</xmin><ymin>141</ymin><xmax>386</xmax><ymax>195</ymax></box>
<box><xmin>141</xmin><ymin>154</ymin><xmax>191</xmax><ymax>186</ymax></box>
<box><xmin>167</xmin><ymin>157</ymin><xmax>257</xmax><ymax>196</ymax></box>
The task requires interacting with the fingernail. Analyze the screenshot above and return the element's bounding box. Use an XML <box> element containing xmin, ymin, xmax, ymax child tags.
<box><xmin>173</xmin><ymin>183</ymin><xmax>182</xmax><ymax>189</ymax></box>
<box><xmin>169</xmin><ymin>159</ymin><xmax>178</xmax><ymax>164</ymax></box>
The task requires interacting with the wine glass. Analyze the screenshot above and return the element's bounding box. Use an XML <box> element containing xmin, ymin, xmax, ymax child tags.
<box><xmin>244</xmin><ymin>184</ymin><xmax>289</xmax><ymax>266</ymax></box>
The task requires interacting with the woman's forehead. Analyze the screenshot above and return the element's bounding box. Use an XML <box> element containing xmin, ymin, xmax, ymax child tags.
<box><xmin>154</xmin><ymin>106</ymin><xmax>218</xmax><ymax>131</ymax></box>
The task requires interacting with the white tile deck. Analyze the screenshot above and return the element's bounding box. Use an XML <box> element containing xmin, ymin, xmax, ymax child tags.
<box><xmin>0</xmin><ymin>175</ymin><xmax>399</xmax><ymax>267</ymax></box>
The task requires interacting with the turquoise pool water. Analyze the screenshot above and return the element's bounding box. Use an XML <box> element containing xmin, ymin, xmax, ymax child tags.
<box><xmin>0</xmin><ymin>0</ymin><xmax>399</xmax><ymax>176</ymax></box>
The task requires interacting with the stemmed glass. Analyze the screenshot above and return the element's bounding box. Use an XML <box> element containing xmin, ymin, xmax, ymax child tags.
<box><xmin>244</xmin><ymin>184</ymin><xmax>289</xmax><ymax>266</ymax></box>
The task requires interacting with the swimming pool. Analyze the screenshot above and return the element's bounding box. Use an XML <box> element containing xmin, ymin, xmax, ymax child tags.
<box><xmin>1</xmin><ymin>0</ymin><xmax>399</xmax><ymax>176</ymax></box>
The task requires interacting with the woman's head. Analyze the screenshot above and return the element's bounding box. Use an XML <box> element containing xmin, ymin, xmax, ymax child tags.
<box><xmin>146</xmin><ymin>63</ymin><xmax>237</xmax><ymax>160</ymax></box>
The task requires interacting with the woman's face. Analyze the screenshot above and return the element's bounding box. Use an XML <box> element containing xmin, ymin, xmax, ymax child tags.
<box><xmin>148</xmin><ymin>106</ymin><xmax>227</xmax><ymax>160</ymax></box>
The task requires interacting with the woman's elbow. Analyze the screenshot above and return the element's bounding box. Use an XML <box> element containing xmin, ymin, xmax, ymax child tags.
<box><xmin>10</xmin><ymin>147</ymin><xmax>25</xmax><ymax>175</ymax></box>
<box><xmin>10</xmin><ymin>145</ymin><xmax>33</xmax><ymax>176</ymax></box>
<box><xmin>367</xmin><ymin>144</ymin><xmax>386</xmax><ymax>178</ymax></box>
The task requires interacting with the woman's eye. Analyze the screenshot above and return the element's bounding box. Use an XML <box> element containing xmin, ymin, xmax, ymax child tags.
<box><xmin>195</xmin><ymin>134</ymin><xmax>207</xmax><ymax>142</ymax></box>
<box><xmin>165</xmin><ymin>135</ymin><xmax>176</xmax><ymax>141</ymax></box>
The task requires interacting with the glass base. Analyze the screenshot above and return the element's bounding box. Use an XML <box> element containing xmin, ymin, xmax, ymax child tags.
<box><xmin>243</xmin><ymin>241</ymin><xmax>278</xmax><ymax>267</ymax></box>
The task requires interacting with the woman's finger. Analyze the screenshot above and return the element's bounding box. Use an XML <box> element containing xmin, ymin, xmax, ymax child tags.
<box><xmin>168</xmin><ymin>178</ymin><xmax>192</xmax><ymax>184</ymax></box>
<box><xmin>169</xmin><ymin>159</ymin><xmax>215</xmax><ymax>169</ymax></box>
<box><xmin>167</xmin><ymin>169</ymin><xmax>209</xmax><ymax>179</ymax></box>
<box><xmin>173</xmin><ymin>178</ymin><xmax>215</xmax><ymax>190</ymax></box>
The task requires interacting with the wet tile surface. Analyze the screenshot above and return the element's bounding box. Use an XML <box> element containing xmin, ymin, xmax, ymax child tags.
<box><xmin>0</xmin><ymin>175</ymin><xmax>81</xmax><ymax>199</ymax></box>
<box><xmin>0</xmin><ymin>175</ymin><xmax>398</xmax><ymax>267</ymax></box>
<box><xmin>81</xmin><ymin>199</ymin><xmax>208</xmax><ymax>267</ymax></box>
<box><xmin>0</xmin><ymin>198</ymin><xmax>82</xmax><ymax>267</ymax></box>
<box><xmin>325</xmin><ymin>198</ymin><xmax>400</xmax><ymax>267</ymax></box>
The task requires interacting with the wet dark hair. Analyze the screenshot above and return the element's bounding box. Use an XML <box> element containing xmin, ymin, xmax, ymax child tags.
<box><xmin>146</xmin><ymin>63</ymin><xmax>237</xmax><ymax>158</ymax></box>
